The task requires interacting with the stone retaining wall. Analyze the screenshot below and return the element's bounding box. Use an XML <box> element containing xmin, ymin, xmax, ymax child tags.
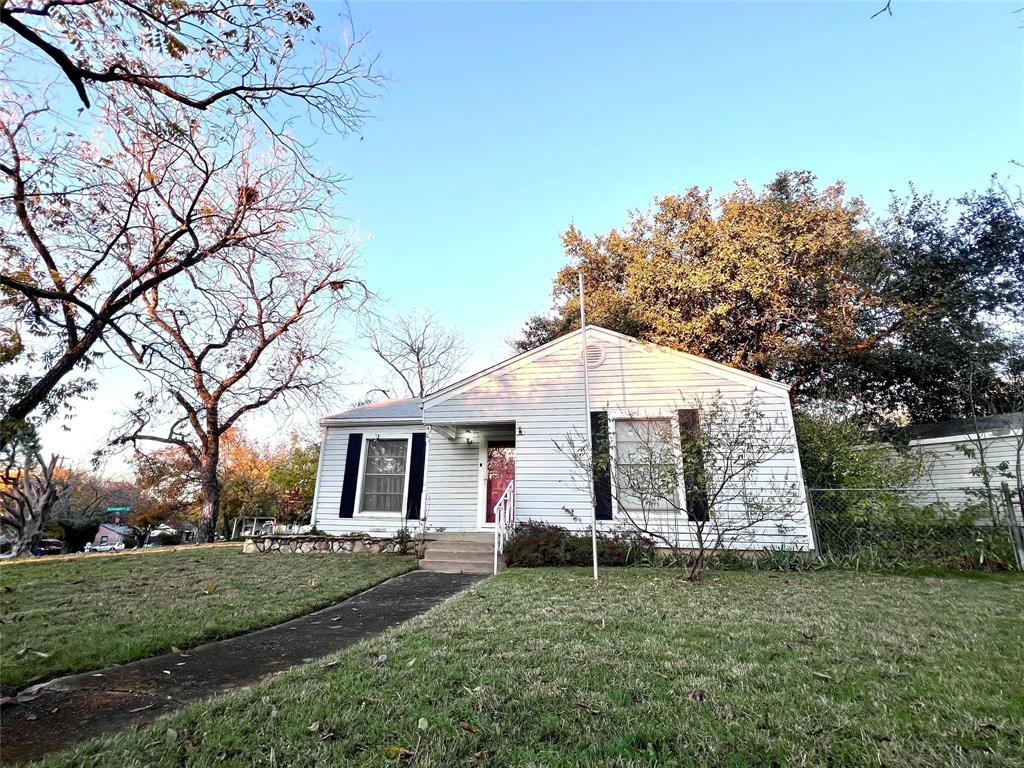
<box><xmin>242</xmin><ymin>534</ymin><xmax>413</xmax><ymax>555</ymax></box>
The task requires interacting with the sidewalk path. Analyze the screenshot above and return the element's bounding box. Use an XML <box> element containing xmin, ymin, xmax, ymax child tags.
<box><xmin>2</xmin><ymin>570</ymin><xmax>483</xmax><ymax>765</ymax></box>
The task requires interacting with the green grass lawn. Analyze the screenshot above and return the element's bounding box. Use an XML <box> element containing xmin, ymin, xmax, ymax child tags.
<box><xmin>34</xmin><ymin>568</ymin><xmax>1023</xmax><ymax>768</ymax></box>
<box><xmin>0</xmin><ymin>546</ymin><xmax>417</xmax><ymax>691</ymax></box>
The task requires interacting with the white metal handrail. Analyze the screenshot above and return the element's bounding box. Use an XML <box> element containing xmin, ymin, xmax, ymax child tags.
<box><xmin>492</xmin><ymin>479</ymin><xmax>515</xmax><ymax>574</ymax></box>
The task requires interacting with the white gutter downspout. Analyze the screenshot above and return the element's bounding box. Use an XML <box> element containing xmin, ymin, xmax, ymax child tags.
<box><xmin>579</xmin><ymin>272</ymin><xmax>599</xmax><ymax>582</ymax></box>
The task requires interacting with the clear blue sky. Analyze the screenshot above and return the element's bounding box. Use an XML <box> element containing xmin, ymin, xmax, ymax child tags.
<box><xmin>38</xmin><ymin>1</ymin><xmax>1024</xmax><ymax>469</ymax></box>
<box><xmin>330</xmin><ymin>0</ymin><xmax>1022</xmax><ymax>361</ymax></box>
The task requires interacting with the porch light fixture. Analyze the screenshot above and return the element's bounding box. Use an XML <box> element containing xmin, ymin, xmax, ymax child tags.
<box><xmin>464</xmin><ymin>430</ymin><xmax>475</xmax><ymax>446</ymax></box>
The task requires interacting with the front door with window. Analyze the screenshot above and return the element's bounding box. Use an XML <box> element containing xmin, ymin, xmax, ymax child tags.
<box><xmin>485</xmin><ymin>441</ymin><xmax>515</xmax><ymax>524</ymax></box>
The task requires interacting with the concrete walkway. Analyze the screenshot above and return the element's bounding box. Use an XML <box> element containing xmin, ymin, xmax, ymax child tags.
<box><xmin>1</xmin><ymin>570</ymin><xmax>483</xmax><ymax>765</ymax></box>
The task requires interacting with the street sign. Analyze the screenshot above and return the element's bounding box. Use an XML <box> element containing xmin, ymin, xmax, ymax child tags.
<box><xmin>106</xmin><ymin>505</ymin><xmax>131</xmax><ymax>513</ymax></box>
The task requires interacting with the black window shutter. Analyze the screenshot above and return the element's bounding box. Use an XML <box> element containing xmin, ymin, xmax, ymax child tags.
<box><xmin>677</xmin><ymin>410</ymin><xmax>709</xmax><ymax>522</ymax></box>
<box><xmin>339</xmin><ymin>433</ymin><xmax>363</xmax><ymax>518</ymax></box>
<box><xmin>590</xmin><ymin>411</ymin><xmax>613</xmax><ymax>520</ymax></box>
<box><xmin>405</xmin><ymin>433</ymin><xmax>427</xmax><ymax>520</ymax></box>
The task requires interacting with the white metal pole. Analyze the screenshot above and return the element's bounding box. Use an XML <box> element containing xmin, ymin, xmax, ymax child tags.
<box><xmin>578</xmin><ymin>272</ymin><xmax>599</xmax><ymax>582</ymax></box>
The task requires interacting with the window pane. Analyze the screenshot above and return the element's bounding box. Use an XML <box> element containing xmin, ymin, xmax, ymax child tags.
<box><xmin>614</xmin><ymin>419</ymin><xmax>676</xmax><ymax>512</ymax></box>
<box><xmin>361</xmin><ymin>439</ymin><xmax>408</xmax><ymax>514</ymax></box>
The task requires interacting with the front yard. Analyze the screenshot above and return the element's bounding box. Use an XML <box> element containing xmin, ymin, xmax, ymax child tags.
<box><xmin>0</xmin><ymin>545</ymin><xmax>417</xmax><ymax>691</ymax></box>
<box><xmin>35</xmin><ymin>568</ymin><xmax>1023</xmax><ymax>768</ymax></box>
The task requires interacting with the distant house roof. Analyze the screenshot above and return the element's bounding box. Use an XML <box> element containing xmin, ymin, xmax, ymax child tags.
<box><xmin>903</xmin><ymin>412</ymin><xmax>1024</xmax><ymax>442</ymax></box>
<box><xmin>324</xmin><ymin>397</ymin><xmax>423</xmax><ymax>424</ymax></box>
<box><xmin>99</xmin><ymin>524</ymin><xmax>136</xmax><ymax>536</ymax></box>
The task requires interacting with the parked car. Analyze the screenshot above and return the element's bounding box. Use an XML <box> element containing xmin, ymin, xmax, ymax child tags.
<box><xmin>31</xmin><ymin>538</ymin><xmax>64</xmax><ymax>556</ymax></box>
<box><xmin>85</xmin><ymin>541</ymin><xmax>125</xmax><ymax>553</ymax></box>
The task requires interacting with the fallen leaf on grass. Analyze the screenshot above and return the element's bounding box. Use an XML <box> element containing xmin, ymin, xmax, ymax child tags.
<box><xmin>474</xmin><ymin>751</ymin><xmax>487</xmax><ymax>760</ymax></box>
<box><xmin>202</xmin><ymin>584</ymin><xmax>218</xmax><ymax>595</ymax></box>
<box><xmin>16</xmin><ymin>648</ymin><xmax>51</xmax><ymax>658</ymax></box>
<box><xmin>577</xmin><ymin>702</ymin><xmax>600</xmax><ymax>715</ymax></box>
<box><xmin>417</xmin><ymin>717</ymin><xmax>429</xmax><ymax>731</ymax></box>
<box><xmin>388</xmin><ymin>746</ymin><xmax>415</xmax><ymax>759</ymax></box>
<box><xmin>308</xmin><ymin>722</ymin><xmax>321</xmax><ymax>733</ymax></box>
<box><xmin>811</xmin><ymin>672</ymin><xmax>833</xmax><ymax>681</ymax></box>
<box><xmin>458</xmin><ymin>720</ymin><xmax>478</xmax><ymax>734</ymax></box>
<box><xmin>375</xmin><ymin>654</ymin><xmax>388</xmax><ymax>666</ymax></box>
<box><xmin>165</xmin><ymin>728</ymin><xmax>178</xmax><ymax>743</ymax></box>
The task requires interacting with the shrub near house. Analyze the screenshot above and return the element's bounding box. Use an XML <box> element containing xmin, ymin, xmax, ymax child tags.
<box><xmin>503</xmin><ymin>522</ymin><xmax>653</xmax><ymax>567</ymax></box>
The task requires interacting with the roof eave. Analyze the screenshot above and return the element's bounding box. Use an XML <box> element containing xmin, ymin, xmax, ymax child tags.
<box><xmin>320</xmin><ymin>417</ymin><xmax>424</xmax><ymax>427</ymax></box>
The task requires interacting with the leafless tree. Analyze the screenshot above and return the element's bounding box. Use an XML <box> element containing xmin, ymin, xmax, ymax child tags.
<box><xmin>0</xmin><ymin>427</ymin><xmax>66</xmax><ymax>556</ymax></box>
<box><xmin>1</xmin><ymin>0</ymin><xmax>378</xmax><ymax>135</ymax></box>
<box><xmin>1</xmin><ymin>0</ymin><xmax>378</xmax><ymax>442</ymax></box>
<box><xmin>556</xmin><ymin>392</ymin><xmax>803</xmax><ymax>581</ymax></box>
<box><xmin>110</xmin><ymin>167</ymin><xmax>366</xmax><ymax>541</ymax></box>
<box><xmin>953</xmin><ymin>360</ymin><xmax>1021</xmax><ymax>525</ymax></box>
<box><xmin>1</xmin><ymin>98</ymin><xmax>248</xmax><ymax>436</ymax></box>
<box><xmin>365</xmin><ymin>310</ymin><xmax>470</xmax><ymax>399</ymax></box>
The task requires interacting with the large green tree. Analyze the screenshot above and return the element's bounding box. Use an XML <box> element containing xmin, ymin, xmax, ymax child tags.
<box><xmin>518</xmin><ymin>172</ymin><xmax>1023</xmax><ymax>423</ymax></box>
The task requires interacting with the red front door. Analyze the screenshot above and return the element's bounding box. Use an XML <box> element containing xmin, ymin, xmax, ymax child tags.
<box><xmin>486</xmin><ymin>441</ymin><xmax>515</xmax><ymax>524</ymax></box>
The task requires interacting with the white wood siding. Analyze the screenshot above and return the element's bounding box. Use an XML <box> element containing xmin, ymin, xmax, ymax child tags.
<box><xmin>313</xmin><ymin>424</ymin><xmax>428</xmax><ymax>537</ymax></box>
<box><xmin>422</xmin><ymin>329</ymin><xmax>812</xmax><ymax>550</ymax></box>
<box><xmin>908</xmin><ymin>433</ymin><xmax>1022</xmax><ymax>509</ymax></box>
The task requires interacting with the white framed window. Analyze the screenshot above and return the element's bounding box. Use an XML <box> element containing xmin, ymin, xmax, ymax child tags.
<box><xmin>612</xmin><ymin>418</ymin><xmax>679</xmax><ymax>514</ymax></box>
<box><xmin>357</xmin><ymin>437</ymin><xmax>411</xmax><ymax>515</ymax></box>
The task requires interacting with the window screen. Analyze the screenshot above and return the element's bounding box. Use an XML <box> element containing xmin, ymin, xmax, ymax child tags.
<box><xmin>614</xmin><ymin>418</ymin><xmax>677</xmax><ymax>513</ymax></box>
<box><xmin>360</xmin><ymin>438</ymin><xmax>408</xmax><ymax>514</ymax></box>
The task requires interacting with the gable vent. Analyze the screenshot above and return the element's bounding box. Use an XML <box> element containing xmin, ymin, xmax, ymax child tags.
<box><xmin>579</xmin><ymin>342</ymin><xmax>606</xmax><ymax>368</ymax></box>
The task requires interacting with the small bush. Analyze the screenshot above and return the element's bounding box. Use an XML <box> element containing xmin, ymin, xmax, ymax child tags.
<box><xmin>503</xmin><ymin>522</ymin><xmax>653</xmax><ymax>568</ymax></box>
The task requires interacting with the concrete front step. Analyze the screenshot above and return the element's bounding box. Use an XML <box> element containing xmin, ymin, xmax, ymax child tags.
<box><xmin>426</xmin><ymin>533</ymin><xmax>494</xmax><ymax>543</ymax></box>
<box><xmin>420</xmin><ymin>558</ymin><xmax>495</xmax><ymax>574</ymax></box>
<box><xmin>425</xmin><ymin>541</ymin><xmax>494</xmax><ymax>556</ymax></box>
<box><xmin>419</xmin><ymin>535</ymin><xmax>501</xmax><ymax>575</ymax></box>
<box><xmin>419</xmin><ymin>548</ymin><xmax>491</xmax><ymax>565</ymax></box>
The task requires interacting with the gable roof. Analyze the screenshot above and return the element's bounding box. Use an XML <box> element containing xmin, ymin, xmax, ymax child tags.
<box><xmin>422</xmin><ymin>325</ymin><xmax>789</xmax><ymax>408</ymax></box>
<box><xmin>324</xmin><ymin>397</ymin><xmax>423</xmax><ymax>424</ymax></box>
<box><xmin>902</xmin><ymin>412</ymin><xmax>1024</xmax><ymax>442</ymax></box>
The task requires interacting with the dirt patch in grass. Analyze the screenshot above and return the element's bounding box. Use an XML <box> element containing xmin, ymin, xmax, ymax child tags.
<box><xmin>0</xmin><ymin>546</ymin><xmax>417</xmax><ymax>691</ymax></box>
<box><xmin>32</xmin><ymin>569</ymin><xmax>1024</xmax><ymax>768</ymax></box>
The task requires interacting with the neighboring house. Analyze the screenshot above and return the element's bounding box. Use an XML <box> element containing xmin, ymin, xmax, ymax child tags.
<box><xmin>148</xmin><ymin>522</ymin><xmax>197</xmax><ymax>543</ymax></box>
<box><xmin>91</xmin><ymin>523</ymin><xmax>137</xmax><ymax>548</ymax></box>
<box><xmin>310</xmin><ymin>326</ymin><xmax>812</xmax><ymax>556</ymax></box>
<box><xmin>900</xmin><ymin>413</ymin><xmax>1024</xmax><ymax>510</ymax></box>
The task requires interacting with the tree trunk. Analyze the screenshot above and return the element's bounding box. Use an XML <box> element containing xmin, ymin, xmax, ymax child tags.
<box><xmin>196</xmin><ymin>452</ymin><xmax>221</xmax><ymax>544</ymax></box>
<box><xmin>9</xmin><ymin>525</ymin><xmax>40</xmax><ymax>557</ymax></box>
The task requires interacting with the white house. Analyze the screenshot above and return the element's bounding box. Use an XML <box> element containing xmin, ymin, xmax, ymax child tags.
<box><xmin>310</xmin><ymin>326</ymin><xmax>813</xmax><ymax>571</ymax></box>
<box><xmin>900</xmin><ymin>413</ymin><xmax>1023</xmax><ymax>512</ymax></box>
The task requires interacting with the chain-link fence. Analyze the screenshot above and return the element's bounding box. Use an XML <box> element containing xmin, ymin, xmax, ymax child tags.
<box><xmin>806</xmin><ymin>484</ymin><xmax>1024</xmax><ymax>572</ymax></box>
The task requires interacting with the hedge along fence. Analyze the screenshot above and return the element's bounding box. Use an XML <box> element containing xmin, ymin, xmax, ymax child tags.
<box><xmin>806</xmin><ymin>486</ymin><xmax>1023</xmax><ymax>572</ymax></box>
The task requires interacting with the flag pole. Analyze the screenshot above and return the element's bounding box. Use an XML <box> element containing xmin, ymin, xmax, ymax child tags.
<box><xmin>578</xmin><ymin>272</ymin><xmax>599</xmax><ymax>582</ymax></box>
